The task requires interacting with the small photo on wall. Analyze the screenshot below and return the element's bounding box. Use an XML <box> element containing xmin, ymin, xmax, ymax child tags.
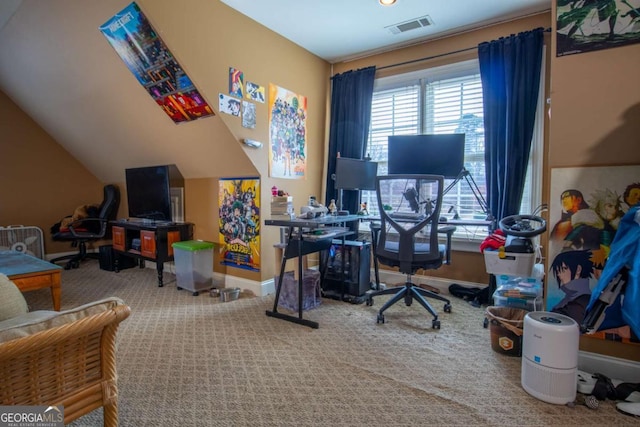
<box><xmin>246</xmin><ymin>81</ymin><xmax>265</xmax><ymax>103</ymax></box>
<box><xmin>219</xmin><ymin>93</ymin><xmax>241</xmax><ymax>116</ymax></box>
<box><xmin>229</xmin><ymin>67</ymin><xmax>244</xmax><ymax>98</ymax></box>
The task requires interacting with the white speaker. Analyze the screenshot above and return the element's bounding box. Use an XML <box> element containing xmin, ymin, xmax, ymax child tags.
<box><xmin>521</xmin><ymin>311</ymin><xmax>580</xmax><ymax>404</ymax></box>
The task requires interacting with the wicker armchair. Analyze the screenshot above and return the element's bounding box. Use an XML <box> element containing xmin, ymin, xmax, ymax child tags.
<box><xmin>0</xmin><ymin>297</ymin><xmax>130</xmax><ymax>426</ymax></box>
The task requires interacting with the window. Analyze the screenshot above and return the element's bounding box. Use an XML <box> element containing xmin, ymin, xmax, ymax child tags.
<box><xmin>361</xmin><ymin>59</ymin><xmax>542</xmax><ymax>245</ymax></box>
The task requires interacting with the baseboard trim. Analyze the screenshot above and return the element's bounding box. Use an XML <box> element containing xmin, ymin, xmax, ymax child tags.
<box><xmin>578</xmin><ymin>351</ymin><xmax>640</xmax><ymax>382</ymax></box>
<box><xmin>376</xmin><ymin>270</ymin><xmax>482</xmax><ymax>294</ymax></box>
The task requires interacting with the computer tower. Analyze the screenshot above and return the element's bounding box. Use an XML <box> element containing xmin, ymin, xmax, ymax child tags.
<box><xmin>98</xmin><ymin>245</ymin><xmax>137</xmax><ymax>271</ymax></box>
<box><xmin>320</xmin><ymin>240</ymin><xmax>371</xmax><ymax>298</ymax></box>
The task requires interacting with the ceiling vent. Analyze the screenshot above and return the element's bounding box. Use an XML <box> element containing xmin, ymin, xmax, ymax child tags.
<box><xmin>386</xmin><ymin>15</ymin><xmax>433</xmax><ymax>35</ymax></box>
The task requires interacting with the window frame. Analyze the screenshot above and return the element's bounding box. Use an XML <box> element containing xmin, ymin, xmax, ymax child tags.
<box><xmin>361</xmin><ymin>59</ymin><xmax>544</xmax><ymax>251</ymax></box>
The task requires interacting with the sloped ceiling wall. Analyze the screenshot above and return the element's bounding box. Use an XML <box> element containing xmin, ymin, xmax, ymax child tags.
<box><xmin>0</xmin><ymin>0</ymin><xmax>267</xmax><ymax>183</ymax></box>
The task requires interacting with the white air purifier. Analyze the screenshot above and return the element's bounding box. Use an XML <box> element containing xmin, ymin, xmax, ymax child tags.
<box><xmin>521</xmin><ymin>311</ymin><xmax>580</xmax><ymax>404</ymax></box>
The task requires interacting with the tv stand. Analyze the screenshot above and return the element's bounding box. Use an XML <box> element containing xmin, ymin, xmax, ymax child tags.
<box><xmin>111</xmin><ymin>220</ymin><xmax>193</xmax><ymax>286</ymax></box>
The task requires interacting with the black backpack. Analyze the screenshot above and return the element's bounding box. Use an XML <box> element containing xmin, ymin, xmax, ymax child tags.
<box><xmin>448</xmin><ymin>283</ymin><xmax>490</xmax><ymax>307</ymax></box>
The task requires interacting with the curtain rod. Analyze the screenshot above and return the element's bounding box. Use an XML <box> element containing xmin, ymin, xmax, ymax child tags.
<box><xmin>376</xmin><ymin>27</ymin><xmax>551</xmax><ymax>72</ymax></box>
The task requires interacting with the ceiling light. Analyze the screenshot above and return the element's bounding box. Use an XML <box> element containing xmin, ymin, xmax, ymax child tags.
<box><xmin>379</xmin><ymin>0</ymin><xmax>397</xmax><ymax>6</ymax></box>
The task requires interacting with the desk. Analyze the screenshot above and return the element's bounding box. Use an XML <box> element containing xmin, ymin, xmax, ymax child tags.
<box><xmin>265</xmin><ymin>215</ymin><xmax>360</xmax><ymax>328</ymax></box>
<box><xmin>0</xmin><ymin>251</ymin><xmax>62</xmax><ymax>311</ymax></box>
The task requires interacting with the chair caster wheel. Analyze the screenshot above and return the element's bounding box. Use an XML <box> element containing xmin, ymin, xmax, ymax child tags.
<box><xmin>483</xmin><ymin>317</ymin><xmax>489</xmax><ymax>328</ymax></box>
<box><xmin>64</xmin><ymin>264</ymin><xmax>72</xmax><ymax>270</ymax></box>
<box><xmin>177</xmin><ymin>286</ymin><xmax>182</xmax><ymax>290</ymax></box>
<box><xmin>377</xmin><ymin>313</ymin><xmax>385</xmax><ymax>324</ymax></box>
<box><xmin>432</xmin><ymin>319</ymin><xmax>441</xmax><ymax>329</ymax></box>
<box><xmin>192</xmin><ymin>291</ymin><xmax>199</xmax><ymax>296</ymax></box>
<box><xmin>366</xmin><ymin>297</ymin><xmax>373</xmax><ymax>306</ymax></box>
<box><xmin>444</xmin><ymin>303</ymin><xmax>452</xmax><ymax>313</ymax></box>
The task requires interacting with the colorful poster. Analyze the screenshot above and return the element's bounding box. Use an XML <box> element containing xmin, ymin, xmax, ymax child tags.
<box><xmin>218</xmin><ymin>177</ymin><xmax>260</xmax><ymax>272</ymax></box>
<box><xmin>268</xmin><ymin>84</ymin><xmax>307</xmax><ymax>179</ymax></box>
<box><xmin>548</xmin><ymin>165</ymin><xmax>640</xmax><ymax>345</ymax></box>
<box><xmin>557</xmin><ymin>0</ymin><xmax>640</xmax><ymax>56</ymax></box>
<box><xmin>246</xmin><ymin>81</ymin><xmax>265</xmax><ymax>103</ymax></box>
<box><xmin>219</xmin><ymin>93</ymin><xmax>241</xmax><ymax>116</ymax></box>
<box><xmin>100</xmin><ymin>2</ymin><xmax>214</xmax><ymax>123</ymax></box>
<box><xmin>229</xmin><ymin>67</ymin><xmax>244</xmax><ymax>98</ymax></box>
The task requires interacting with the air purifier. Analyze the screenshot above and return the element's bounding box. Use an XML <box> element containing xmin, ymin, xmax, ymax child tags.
<box><xmin>521</xmin><ymin>311</ymin><xmax>580</xmax><ymax>404</ymax></box>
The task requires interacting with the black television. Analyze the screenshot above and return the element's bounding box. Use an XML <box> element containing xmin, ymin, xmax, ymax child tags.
<box><xmin>125</xmin><ymin>164</ymin><xmax>184</xmax><ymax>222</ymax></box>
<box><xmin>387</xmin><ymin>134</ymin><xmax>465</xmax><ymax>179</ymax></box>
<box><xmin>335</xmin><ymin>157</ymin><xmax>378</xmax><ymax>190</ymax></box>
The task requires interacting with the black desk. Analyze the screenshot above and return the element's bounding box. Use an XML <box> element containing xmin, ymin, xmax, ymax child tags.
<box><xmin>265</xmin><ymin>214</ymin><xmax>360</xmax><ymax>328</ymax></box>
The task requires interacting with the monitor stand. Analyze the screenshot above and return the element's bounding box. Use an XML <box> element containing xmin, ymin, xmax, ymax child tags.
<box><xmin>444</xmin><ymin>168</ymin><xmax>492</xmax><ymax>221</ymax></box>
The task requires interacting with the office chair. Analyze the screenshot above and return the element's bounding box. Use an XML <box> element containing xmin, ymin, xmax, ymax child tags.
<box><xmin>366</xmin><ymin>174</ymin><xmax>454</xmax><ymax>329</ymax></box>
<box><xmin>51</xmin><ymin>184</ymin><xmax>120</xmax><ymax>269</ymax></box>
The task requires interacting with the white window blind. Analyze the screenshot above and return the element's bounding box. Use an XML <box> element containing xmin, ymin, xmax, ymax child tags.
<box><xmin>362</xmin><ymin>60</ymin><xmax>538</xmax><ymax>243</ymax></box>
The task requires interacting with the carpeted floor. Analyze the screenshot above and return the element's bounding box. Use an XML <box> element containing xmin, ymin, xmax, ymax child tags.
<box><xmin>22</xmin><ymin>261</ymin><xmax>640</xmax><ymax>426</ymax></box>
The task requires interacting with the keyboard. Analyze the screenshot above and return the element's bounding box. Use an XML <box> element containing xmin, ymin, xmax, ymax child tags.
<box><xmin>389</xmin><ymin>212</ymin><xmax>425</xmax><ymax>220</ymax></box>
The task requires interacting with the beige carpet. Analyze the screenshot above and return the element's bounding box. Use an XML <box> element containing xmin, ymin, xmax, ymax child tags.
<box><xmin>22</xmin><ymin>261</ymin><xmax>639</xmax><ymax>426</ymax></box>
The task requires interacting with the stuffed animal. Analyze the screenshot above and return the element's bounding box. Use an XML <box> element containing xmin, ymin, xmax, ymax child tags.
<box><xmin>53</xmin><ymin>204</ymin><xmax>100</xmax><ymax>232</ymax></box>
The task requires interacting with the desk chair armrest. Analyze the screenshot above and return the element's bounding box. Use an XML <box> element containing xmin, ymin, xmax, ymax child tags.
<box><xmin>68</xmin><ymin>218</ymin><xmax>108</xmax><ymax>238</ymax></box>
<box><xmin>438</xmin><ymin>225</ymin><xmax>456</xmax><ymax>265</ymax></box>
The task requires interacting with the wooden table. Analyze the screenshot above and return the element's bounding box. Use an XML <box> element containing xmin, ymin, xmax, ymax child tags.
<box><xmin>0</xmin><ymin>251</ymin><xmax>62</xmax><ymax>311</ymax></box>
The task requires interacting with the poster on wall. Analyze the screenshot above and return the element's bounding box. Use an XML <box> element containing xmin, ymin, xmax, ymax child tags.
<box><xmin>557</xmin><ymin>0</ymin><xmax>640</xmax><ymax>57</ymax></box>
<box><xmin>219</xmin><ymin>93</ymin><xmax>241</xmax><ymax>116</ymax></box>
<box><xmin>548</xmin><ymin>165</ymin><xmax>640</xmax><ymax>345</ymax></box>
<box><xmin>246</xmin><ymin>81</ymin><xmax>265</xmax><ymax>103</ymax></box>
<box><xmin>99</xmin><ymin>2</ymin><xmax>214</xmax><ymax>123</ymax></box>
<box><xmin>218</xmin><ymin>177</ymin><xmax>260</xmax><ymax>272</ymax></box>
<box><xmin>229</xmin><ymin>67</ymin><xmax>244</xmax><ymax>98</ymax></box>
<box><xmin>268</xmin><ymin>84</ymin><xmax>307</xmax><ymax>179</ymax></box>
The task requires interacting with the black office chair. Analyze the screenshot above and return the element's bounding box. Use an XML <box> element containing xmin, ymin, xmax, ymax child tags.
<box><xmin>366</xmin><ymin>174</ymin><xmax>454</xmax><ymax>329</ymax></box>
<box><xmin>51</xmin><ymin>185</ymin><xmax>120</xmax><ymax>269</ymax></box>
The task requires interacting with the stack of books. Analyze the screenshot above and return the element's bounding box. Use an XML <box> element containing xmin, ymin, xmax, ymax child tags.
<box><xmin>271</xmin><ymin>196</ymin><xmax>293</xmax><ymax>215</ymax></box>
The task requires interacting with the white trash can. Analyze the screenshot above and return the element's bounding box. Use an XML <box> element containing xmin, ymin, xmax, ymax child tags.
<box><xmin>172</xmin><ymin>240</ymin><xmax>215</xmax><ymax>296</ymax></box>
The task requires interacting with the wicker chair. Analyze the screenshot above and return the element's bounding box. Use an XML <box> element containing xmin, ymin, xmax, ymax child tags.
<box><xmin>0</xmin><ymin>297</ymin><xmax>131</xmax><ymax>426</ymax></box>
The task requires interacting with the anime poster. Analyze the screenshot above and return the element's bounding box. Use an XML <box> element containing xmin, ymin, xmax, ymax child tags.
<box><xmin>100</xmin><ymin>2</ymin><xmax>214</xmax><ymax>123</ymax></box>
<box><xmin>268</xmin><ymin>84</ymin><xmax>307</xmax><ymax>179</ymax></box>
<box><xmin>218</xmin><ymin>177</ymin><xmax>260</xmax><ymax>272</ymax></box>
<box><xmin>548</xmin><ymin>165</ymin><xmax>640</xmax><ymax>344</ymax></box>
<box><xmin>246</xmin><ymin>81</ymin><xmax>265</xmax><ymax>103</ymax></box>
<box><xmin>219</xmin><ymin>93</ymin><xmax>241</xmax><ymax>116</ymax></box>
<box><xmin>229</xmin><ymin>67</ymin><xmax>244</xmax><ymax>98</ymax></box>
<box><xmin>557</xmin><ymin>0</ymin><xmax>640</xmax><ymax>57</ymax></box>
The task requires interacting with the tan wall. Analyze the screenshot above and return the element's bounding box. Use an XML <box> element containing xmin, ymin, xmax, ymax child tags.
<box><xmin>548</xmin><ymin>4</ymin><xmax>640</xmax><ymax>362</ymax></box>
<box><xmin>0</xmin><ymin>90</ymin><xmax>106</xmax><ymax>254</ymax></box>
<box><xmin>332</xmin><ymin>13</ymin><xmax>552</xmax><ymax>286</ymax></box>
<box><xmin>129</xmin><ymin>0</ymin><xmax>332</xmax><ymax>283</ymax></box>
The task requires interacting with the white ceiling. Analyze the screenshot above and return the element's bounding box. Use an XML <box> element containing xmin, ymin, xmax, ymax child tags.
<box><xmin>220</xmin><ymin>0</ymin><xmax>551</xmax><ymax>63</ymax></box>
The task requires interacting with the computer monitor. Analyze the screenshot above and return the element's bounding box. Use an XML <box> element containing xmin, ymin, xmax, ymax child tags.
<box><xmin>334</xmin><ymin>157</ymin><xmax>378</xmax><ymax>190</ymax></box>
<box><xmin>387</xmin><ymin>134</ymin><xmax>465</xmax><ymax>179</ymax></box>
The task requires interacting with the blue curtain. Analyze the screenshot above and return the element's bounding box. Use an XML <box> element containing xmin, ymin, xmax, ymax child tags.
<box><xmin>325</xmin><ymin>66</ymin><xmax>376</xmax><ymax>215</ymax></box>
<box><xmin>478</xmin><ymin>28</ymin><xmax>544</xmax><ymax>221</ymax></box>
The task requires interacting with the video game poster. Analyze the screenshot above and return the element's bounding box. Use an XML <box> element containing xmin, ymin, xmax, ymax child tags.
<box><xmin>100</xmin><ymin>2</ymin><xmax>214</xmax><ymax>123</ymax></box>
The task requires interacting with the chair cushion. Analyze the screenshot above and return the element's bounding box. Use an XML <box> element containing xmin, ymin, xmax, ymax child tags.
<box><xmin>0</xmin><ymin>273</ymin><xmax>29</xmax><ymax>322</ymax></box>
<box><xmin>0</xmin><ymin>296</ymin><xmax>124</xmax><ymax>343</ymax></box>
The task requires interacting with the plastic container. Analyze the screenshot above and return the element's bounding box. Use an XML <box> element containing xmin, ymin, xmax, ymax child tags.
<box><xmin>493</xmin><ymin>294</ymin><xmax>543</xmax><ymax>312</ymax></box>
<box><xmin>172</xmin><ymin>240</ymin><xmax>215</xmax><ymax>296</ymax></box>
<box><xmin>276</xmin><ymin>269</ymin><xmax>321</xmax><ymax>312</ymax></box>
<box><xmin>485</xmin><ymin>306</ymin><xmax>528</xmax><ymax>357</ymax></box>
<box><xmin>484</xmin><ymin>250</ymin><xmax>535</xmax><ymax>276</ymax></box>
<box><xmin>493</xmin><ymin>274</ymin><xmax>543</xmax><ymax>311</ymax></box>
